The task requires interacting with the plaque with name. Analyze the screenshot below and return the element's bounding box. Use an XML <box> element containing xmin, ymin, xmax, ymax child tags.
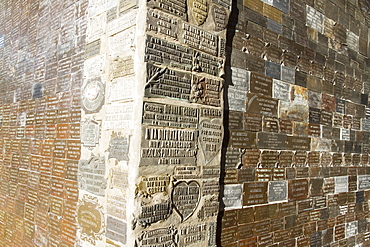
<box><xmin>279</xmin><ymin>119</ymin><xmax>292</xmax><ymax>134</ymax></box>
<box><xmin>246</xmin><ymin>93</ymin><xmax>278</xmax><ymax>116</ymax></box>
<box><xmin>228</xmin><ymin>111</ymin><xmax>244</xmax><ymax>129</ymax></box>
<box><xmin>288</xmin><ymin>179</ymin><xmax>308</xmax><ymax>200</ymax></box>
<box><xmin>182</xmin><ymin>23</ymin><xmax>218</xmax><ymax>56</ymax></box>
<box><xmin>223</xmin><ymin>184</ymin><xmax>242</xmax><ymax>209</ymax></box>
<box><xmin>172</xmin><ymin>181</ymin><xmax>200</xmax><ymax>221</ymax></box>
<box><xmin>195</xmin><ymin>51</ymin><xmax>223</xmax><ymax>76</ymax></box>
<box><xmin>242</xmin><ymin>149</ymin><xmax>261</xmax><ymax>166</ymax></box>
<box><xmin>191</xmin><ymin>75</ymin><xmax>222</xmax><ymax>107</ymax></box>
<box><xmin>243</xmin><ymin>182</ymin><xmax>268</xmax><ymax>206</ymax></box>
<box><xmin>147</xmin><ymin>0</ymin><xmax>186</xmax><ymax>19</ymax></box>
<box><xmin>261</xmin><ymin>151</ymin><xmax>278</xmax><ymax>167</ymax></box>
<box><xmin>265</xmin><ymin>44</ymin><xmax>282</xmax><ymax>63</ymax></box>
<box><xmin>229</xmin><ymin>130</ymin><xmax>256</xmax><ymax>149</ymax></box>
<box><xmin>250</xmin><ymin>72</ymin><xmax>273</xmax><ymax>97</ymax></box>
<box><xmin>263</xmin><ymin>116</ymin><xmax>279</xmax><ymax>133</ymax></box>
<box><xmin>287</xmin><ymin>136</ymin><xmax>310</xmax><ymax>151</ymax></box>
<box><xmin>244</xmin><ymin>113</ymin><xmax>263</xmax><ymax>132</ymax></box>
<box><xmin>146</xmin><ymin>36</ymin><xmax>193</xmax><ymax>71</ymax></box>
<box><xmin>273</xmin><ymin>79</ymin><xmax>290</xmax><ymax>101</ymax></box>
<box><xmin>147</xmin><ymin>9</ymin><xmax>179</xmax><ymax>40</ymax></box>
<box><xmin>268</xmin><ymin>181</ymin><xmax>287</xmax><ymax>202</ymax></box>
<box><xmin>138</xmin><ymin>227</ymin><xmax>178</xmax><ymax>247</ymax></box>
<box><xmin>266</xmin><ymin>61</ymin><xmax>281</xmax><ymax>80</ymax></box>
<box><xmin>280</xmin><ymin>102</ymin><xmax>309</xmax><ymax>122</ymax></box>
<box><xmin>279</xmin><ymin>151</ymin><xmax>293</xmax><ymax>167</ymax></box>
<box><xmin>257</xmin><ymin>132</ymin><xmax>287</xmax><ymax>149</ymax></box>
<box><xmin>281</xmin><ymin>65</ymin><xmax>295</xmax><ymax>84</ymax></box>
<box><xmin>145</xmin><ymin>64</ymin><xmax>192</xmax><ymax>101</ymax></box>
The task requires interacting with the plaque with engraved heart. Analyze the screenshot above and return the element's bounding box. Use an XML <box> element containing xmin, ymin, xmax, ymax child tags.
<box><xmin>199</xmin><ymin>118</ymin><xmax>223</xmax><ymax>163</ymax></box>
<box><xmin>172</xmin><ymin>181</ymin><xmax>200</xmax><ymax>221</ymax></box>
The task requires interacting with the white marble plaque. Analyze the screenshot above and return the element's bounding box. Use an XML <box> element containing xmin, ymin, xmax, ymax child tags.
<box><xmin>346</xmin><ymin>221</ymin><xmax>358</xmax><ymax>238</ymax></box>
<box><xmin>347</xmin><ymin>30</ymin><xmax>359</xmax><ymax>52</ymax></box>
<box><xmin>108</xmin><ymin>9</ymin><xmax>137</xmax><ymax>35</ymax></box>
<box><xmin>103</xmin><ymin>102</ymin><xmax>134</xmax><ymax>129</ymax></box>
<box><xmin>108</xmin><ymin>27</ymin><xmax>135</xmax><ymax>55</ymax></box>
<box><xmin>306</xmin><ymin>5</ymin><xmax>324</xmax><ymax>33</ymax></box>
<box><xmin>273</xmin><ymin>79</ymin><xmax>290</xmax><ymax>102</ymax></box>
<box><xmin>108</xmin><ymin>76</ymin><xmax>134</xmax><ymax>102</ymax></box>
<box><xmin>358</xmin><ymin>175</ymin><xmax>370</xmax><ymax>190</ymax></box>
<box><xmin>335</xmin><ymin>176</ymin><xmax>348</xmax><ymax>194</ymax></box>
<box><xmin>86</xmin><ymin>14</ymin><xmax>106</xmax><ymax>42</ymax></box>
<box><xmin>340</xmin><ymin>128</ymin><xmax>350</xmax><ymax>141</ymax></box>
<box><xmin>222</xmin><ymin>184</ymin><xmax>242</xmax><ymax>209</ymax></box>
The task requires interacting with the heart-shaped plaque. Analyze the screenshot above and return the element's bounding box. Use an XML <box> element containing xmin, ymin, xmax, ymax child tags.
<box><xmin>189</xmin><ymin>0</ymin><xmax>209</xmax><ymax>26</ymax></box>
<box><xmin>172</xmin><ymin>181</ymin><xmax>200</xmax><ymax>221</ymax></box>
<box><xmin>212</xmin><ymin>5</ymin><xmax>228</xmax><ymax>31</ymax></box>
<box><xmin>199</xmin><ymin>118</ymin><xmax>223</xmax><ymax>163</ymax></box>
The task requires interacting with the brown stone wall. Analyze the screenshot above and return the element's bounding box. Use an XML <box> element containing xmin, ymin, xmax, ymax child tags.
<box><xmin>221</xmin><ymin>0</ymin><xmax>370</xmax><ymax>246</ymax></box>
<box><xmin>0</xmin><ymin>0</ymin><xmax>87</xmax><ymax>245</ymax></box>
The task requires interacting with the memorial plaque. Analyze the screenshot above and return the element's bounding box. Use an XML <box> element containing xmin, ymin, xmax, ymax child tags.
<box><xmin>172</xmin><ymin>181</ymin><xmax>200</xmax><ymax>221</ymax></box>
<box><xmin>265</xmin><ymin>44</ymin><xmax>282</xmax><ymax>63</ymax></box>
<box><xmin>77</xmin><ymin>195</ymin><xmax>104</xmax><ymax>243</ymax></box>
<box><xmin>229</xmin><ymin>130</ymin><xmax>256</xmax><ymax>149</ymax></box>
<box><xmin>199</xmin><ymin>118</ymin><xmax>223</xmax><ymax>162</ymax></box>
<box><xmin>283</xmin><ymin>51</ymin><xmax>297</xmax><ymax>68</ymax></box>
<box><xmin>191</xmin><ymin>75</ymin><xmax>222</xmax><ymax>107</ymax></box>
<box><xmin>288</xmin><ymin>179</ymin><xmax>308</xmax><ymax>200</ymax></box>
<box><xmin>265</xmin><ymin>61</ymin><xmax>281</xmax><ymax>80</ymax></box>
<box><xmin>182</xmin><ymin>23</ymin><xmax>218</xmax><ymax>56</ymax></box>
<box><xmin>280</xmin><ymin>102</ymin><xmax>309</xmax><ymax>122</ymax></box>
<box><xmin>260</xmin><ymin>151</ymin><xmax>278</xmax><ymax>167</ymax></box>
<box><xmin>195</xmin><ymin>51</ymin><xmax>223</xmax><ymax>76</ymax></box>
<box><xmin>268</xmin><ymin>181</ymin><xmax>287</xmax><ymax>202</ymax></box>
<box><xmin>358</xmin><ymin>175</ymin><xmax>370</xmax><ymax>190</ymax></box>
<box><xmin>136</xmin><ymin>175</ymin><xmax>171</xmax><ymax>197</ymax></box>
<box><xmin>287</xmin><ymin>136</ymin><xmax>310</xmax><ymax>151</ymax></box>
<box><xmin>146</xmin><ymin>36</ymin><xmax>192</xmax><ymax>71</ymax></box>
<box><xmin>242</xmin><ymin>149</ymin><xmax>261</xmax><ymax>166</ymax></box>
<box><xmin>138</xmin><ymin>227</ymin><xmax>178</xmax><ymax>247</ymax></box>
<box><xmin>262</xmin><ymin>116</ymin><xmax>279</xmax><ymax>133</ymax></box>
<box><xmin>79</xmin><ymin>156</ymin><xmax>107</xmax><ymax>196</ymax></box>
<box><xmin>228</xmin><ymin>111</ymin><xmax>244</xmax><ymax>129</ymax></box>
<box><xmin>250</xmin><ymin>72</ymin><xmax>273</xmax><ymax>96</ymax></box>
<box><xmin>243</xmin><ymin>182</ymin><xmax>268</xmax><ymax>205</ymax></box>
<box><xmin>280</xmin><ymin>66</ymin><xmax>295</xmax><ymax>84</ymax></box>
<box><xmin>223</xmin><ymin>184</ymin><xmax>242</xmax><ymax>209</ymax></box>
<box><xmin>257</xmin><ymin>132</ymin><xmax>287</xmax><ymax>149</ymax></box>
<box><xmin>244</xmin><ymin>113</ymin><xmax>263</xmax><ymax>132</ymax></box>
<box><xmin>246</xmin><ymin>93</ymin><xmax>278</xmax><ymax>116</ymax></box>
<box><xmin>279</xmin><ymin>119</ymin><xmax>292</xmax><ymax>134</ymax></box>
<box><xmin>138</xmin><ymin>199</ymin><xmax>172</xmax><ymax>227</ymax></box>
<box><xmin>273</xmin><ymin>79</ymin><xmax>290</xmax><ymax>101</ymax></box>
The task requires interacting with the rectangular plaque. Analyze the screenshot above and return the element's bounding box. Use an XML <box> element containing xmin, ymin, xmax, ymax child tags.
<box><xmin>244</xmin><ymin>113</ymin><xmax>262</xmax><ymax>132</ymax></box>
<box><xmin>268</xmin><ymin>181</ymin><xmax>287</xmax><ymax>202</ymax></box>
<box><xmin>223</xmin><ymin>184</ymin><xmax>243</xmax><ymax>209</ymax></box>
<box><xmin>266</xmin><ymin>61</ymin><xmax>281</xmax><ymax>80</ymax></box>
<box><xmin>257</xmin><ymin>132</ymin><xmax>287</xmax><ymax>149</ymax></box>
<box><xmin>246</xmin><ymin>93</ymin><xmax>278</xmax><ymax>116</ymax></box>
<box><xmin>243</xmin><ymin>182</ymin><xmax>268</xmax><ymax>206</ymax></box>
<box><xmin>229</xmin><ymin>130</ymin><xmax>257</xmax><ymax>149</ymax></box>
<box><xmin>250</xmin><ymin>72</ymin><xmax>273</xmax><ymax>96</ymax></box>
<box><xmin>273</xmin><ymin>79</ymin><xmax>290</xmax><ymax>101</ymax></box>
<box><xmin>288</xmin><ymin>179</ymin><xmax>309</xmax><ymax>200</ymax></box>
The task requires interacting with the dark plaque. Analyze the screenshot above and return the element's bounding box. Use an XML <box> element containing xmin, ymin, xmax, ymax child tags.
<box><xmin>261</xmin><ymin>151</ymin><xmax>279</xmax><ymax>167</ymax></box>
<box><xmin>229</xmin><ymin>130</ymin><xmax>256</xmax><ymax>149</ymax></box>
<box><xmin>147</xmin><ymin>0</ymin><xmax>186</xmax><ymax>19</ymax></box>
<box><xmin>263</xmin><ymin>116</ymin><xmax>279</xmax><ymax>133</ymax></box>
<box><xmin>279</xmin><ymin>151</ymin><xmax>293</xmax><ymax>167</ymax></box>
<box><xmin>257</xmin><ymin>132</ymin><xmax>287</xmax><ymax>150</ymax></box>
<box><xmin>191</xmin><ymin>75</ymin><xmax>222</xmax><ymax>107</ymax></box>
<box><xmin>287</xmin><ymin>136</ymin><xmax>310</xmax><ymax>151</ymax></box>
<box><xmin>265</xmin><ymin>61</ymin><xmax>281</xmax><ymax>80</ymax></box>
<box><xmin>246</xmin><ymin>93</ymin><xmax>278</xmax><ymax>116</ymax></box>
<box><xmin>145</xmin><ymin>64</ymin><xmax>191</xmax><ymax>101</ymax></box>
<box><xmin>288</xmin><ymin>179</ymin><xmax>309</xmax><ymax>200</ymax></box>
<box><xmin>108</xmin><ymin>133</ymin><xmax>129</xmax><ymax>161</ymax></box>
<box><xmin>228</xmin><ymin>111</ymin><xmax>244</xmax><ymax>130</ymax></box>
<box><xmin>244</xmin><ymin>113</ymin><xmax>263</xmax><ymax>132</ymax></box>
<box><xmin>250</xmin><ymin>72</ymin><xmax>273</xmax><ymax>96</ymax></box>
<box><xmin>243</xmin><ymin>182</ymin><xmax>268</xmax><ymax>206</ymax></box>
<box><xmin>279</xmin><ymin>119</ymin><xmax>293</xmax><ymax>134</ymax></box>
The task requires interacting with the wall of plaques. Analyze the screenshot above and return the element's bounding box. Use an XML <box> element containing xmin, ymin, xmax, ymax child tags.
<box><xmin>221</xmin><ymin>0</ymin><xmax>370</xmax><ymax>246</ymax></box>
<box><xmin>1</xmin><ymin>0</ymin><xmax>370</xmax><ymax>246</ymax></box>
<box><xmin>0</xmin><ymin>0</ymin><xmax>88</xmax><ymax>246</ymax></box>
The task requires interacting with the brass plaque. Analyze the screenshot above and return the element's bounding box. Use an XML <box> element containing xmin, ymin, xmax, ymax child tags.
<box><xmin>288</xmin><ymin>179</ymin><xmax>308</xmax><ymax>200</ymax></box>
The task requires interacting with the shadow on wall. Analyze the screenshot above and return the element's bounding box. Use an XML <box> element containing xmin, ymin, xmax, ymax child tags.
<box><xmin>217</xmin><ymin>0</ymin><xmax>239</xmax><ymax>245</ymax></box>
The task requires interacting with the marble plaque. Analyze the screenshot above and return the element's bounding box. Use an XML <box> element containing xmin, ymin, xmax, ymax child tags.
<box><xmin>268</xmin><ymin>181</ymin><xmax>288</xmax><ymax>202</ymax></box>
<box><xmin>273</xmin><ymin>79</ymin><xmax>290</xmax><ymax>101</ymax></box>
<box><xmin>172</xmin><ymin>181</ymin><xmax>200</xmax><ymax>221</ymax></box>
<box><xmin>223</xmin><ymin>184</ymin><xmax>243</xmax><ymax>209</ymax></box>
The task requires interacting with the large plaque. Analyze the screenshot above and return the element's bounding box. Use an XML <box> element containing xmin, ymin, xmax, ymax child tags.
<box><xmin>257</xmin><ymin>132</ymin><xmax>287</xmax><ymax>150</ymax></box>
<box><xmin>246</xmin><ymin>93</ymin><xmax>278</xmax><ymax>116</ymax></box>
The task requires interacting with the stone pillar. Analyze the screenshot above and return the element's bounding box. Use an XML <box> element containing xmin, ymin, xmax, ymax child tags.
<box><xmin>79</xmin><ymin>0</ymin><xmax>230</xmax><ymax>246</ymax></box>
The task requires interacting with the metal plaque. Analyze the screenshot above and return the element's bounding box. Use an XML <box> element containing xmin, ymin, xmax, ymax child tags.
<box><xmin>243</xmin><ymin>182</ymin><xmax>268</xmax><ymax>205</ymax></box>
<box><xmin>288</xmin><ymin>179</ymin><xmax>308</xmax><ymax>200</ymax></box>
<box><xmin>229</xmin><ymin>130</ymin><xmax>257</xmax><ymax>149</ymax></box>
<box><xmin>244</xmin><ymin>113</ymin><xmax>263</xmax><ymax>132</ymax></box>
<box><xmin>246</xmin><ymin>93</ymin><xmax>278</xmax><ymax>116</ymax></box>
<box><xmin>250</xmin><ymin>72</ymin><xmax>273</xmax><ymax>96</ymax></box>
<box><xmin>257</xmin><ymin>132</ymin><xmax>287</xmax><ymax>149</ymax></box>
<box><xmin>273</xmin><ymin>79</ymin><xmax>290</xmax><ymax>101</ymax></box>
<box><xmin>266</xmin><ymin>61</ymin><xmax>281</xmax><ymax>80</ymax></box>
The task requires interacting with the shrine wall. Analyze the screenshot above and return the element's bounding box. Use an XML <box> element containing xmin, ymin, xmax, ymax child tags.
<box><xmin>0</xmin><ymin>0</ymin><xmax>87</xmax><ymax>246</ymax></box>
<box><xmin>221</xmin><ymin>0</ymin><xmax>370</xmax><ymax>246</ymax></box>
